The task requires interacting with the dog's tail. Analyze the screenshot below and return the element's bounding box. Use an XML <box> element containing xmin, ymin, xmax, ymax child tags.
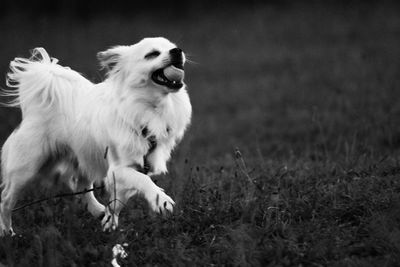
<box><xmin>2</xmin><ymin>48</ymin><xmax>92</xmax><ymax>115</ymax></box>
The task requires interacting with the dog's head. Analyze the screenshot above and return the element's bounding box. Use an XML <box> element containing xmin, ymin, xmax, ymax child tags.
<box><xmin>98</xmin><ymin>37</ymin><xmax>186</xmax><ymax>94</ymax></box>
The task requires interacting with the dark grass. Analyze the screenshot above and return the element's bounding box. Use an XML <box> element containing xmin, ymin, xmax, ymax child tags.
<box><xmin>1</xmin><ymin>3</ymin><xmax>400</xmax><ymax>266</ymax></box>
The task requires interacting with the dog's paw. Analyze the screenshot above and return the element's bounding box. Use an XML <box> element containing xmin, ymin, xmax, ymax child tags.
<box><xmin>0</xmin><ymin>228</ymin><xmax>15</xmax><ymax>237</ymax></box>
<box><xmin>148</xmin><ymin>187</ymin><xmax>175</xmax><ymax>214</ymax></box>
<box><xmin>101</xmin><ymin>207</ymin><xmax>119</xmax><ymax>232</ymax></box>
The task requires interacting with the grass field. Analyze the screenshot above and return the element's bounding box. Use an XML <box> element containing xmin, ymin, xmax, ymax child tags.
<box><xmin>1</xmin><ymin>3</ymin><xmax>400</xmax><ymax>266</ymax></box>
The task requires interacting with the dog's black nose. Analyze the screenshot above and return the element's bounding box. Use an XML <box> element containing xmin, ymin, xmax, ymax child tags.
<box><xmin>169</xmin><ymin>48</ymin><xmax>184</xmax><ymax>69</ymax></box>
<box><xmin>170</xmin><ymin>48</ymin><xmax>183</xmax><ymax>58</ymax></box>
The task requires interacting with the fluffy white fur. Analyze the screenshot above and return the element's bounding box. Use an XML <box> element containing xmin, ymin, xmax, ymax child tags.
<box><xmin>0</xmin><ymin>37</ymin><xmax>192</xmax><ymax>235</ymax></box>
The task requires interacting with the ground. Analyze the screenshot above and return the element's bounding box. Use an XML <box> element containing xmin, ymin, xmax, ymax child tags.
<box><xmin>1</xmin><ymin>3</ymin><xmax>400</xmax><ymax>266</ymax></box>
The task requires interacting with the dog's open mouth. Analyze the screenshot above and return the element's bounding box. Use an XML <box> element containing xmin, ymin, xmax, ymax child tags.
<box><xmin>151</xmin><ymin>64</ymin><xmax>184</xmax><ymax>91</ymax></box>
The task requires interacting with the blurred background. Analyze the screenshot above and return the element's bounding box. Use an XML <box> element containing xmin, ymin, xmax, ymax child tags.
<box><xmin>0</xmin><ymin>0</ymin><xmax>399</xmax><ymax>167</ymax></box>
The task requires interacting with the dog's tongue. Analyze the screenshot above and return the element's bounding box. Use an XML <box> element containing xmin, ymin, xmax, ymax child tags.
<box><xmin>163</xmin><ymin>66</ymin><xmax>184</xmax><ymax>82</ymax></box>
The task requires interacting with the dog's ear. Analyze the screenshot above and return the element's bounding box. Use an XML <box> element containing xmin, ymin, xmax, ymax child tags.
<box><xmin>97</xmin><ymin>46</ymin><xmax>125</xmax><ymax>72</ymax></box>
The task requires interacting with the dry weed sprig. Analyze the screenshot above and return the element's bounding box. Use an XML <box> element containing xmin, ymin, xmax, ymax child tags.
<box><xmin>12</xmin><ymin>185</ymin><xmax>105</xmax><ymax>212</ymax></box>
<box><xmin>104</xmin><ymin>171</ymin><xmax>127</xmax><ymax>229</ymax></box>
<box><xmin>234</xmin><ymin>148</ymin><xmax>264</xmax><ymax>192</ymax></box>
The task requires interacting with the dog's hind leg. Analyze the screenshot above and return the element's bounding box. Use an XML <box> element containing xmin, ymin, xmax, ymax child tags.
<box><xmin>53</xmin><ymin>160</ymin><xmax>106</xmax><ymax>218</ymax></box>
<box><xmin>80</xmin><ymin>182</ymin><xmax>106</xmax><ymax>218</ymax></box>
<box><xmin>0</xmin><ymin>123</ymin><xmax>48</xmax><ymax>236</ymax></box>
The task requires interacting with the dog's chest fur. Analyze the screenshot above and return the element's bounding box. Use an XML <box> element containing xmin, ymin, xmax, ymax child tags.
<box><xmin>100</xmin><ymin>92</ymin><xmax>190</xmax><ymax>175</ymax></box>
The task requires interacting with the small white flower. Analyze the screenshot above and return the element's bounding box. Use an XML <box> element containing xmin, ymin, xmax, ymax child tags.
<box><xmin>111</xmin><ymin>244</ymin><xmax>128</xmax><ymax>267</ymax></box>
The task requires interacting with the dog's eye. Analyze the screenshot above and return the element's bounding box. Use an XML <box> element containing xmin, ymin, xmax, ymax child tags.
<box><xmin>144</xmin><ymin>50</ymin><xmax>161</xmax><ymax>59</ymax></box>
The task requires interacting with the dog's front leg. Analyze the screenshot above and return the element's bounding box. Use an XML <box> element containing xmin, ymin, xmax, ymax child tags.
<box><xmin>101</xmin><ymin>166</ymin><xmax>175</xmax><ymax>231</ymax></box>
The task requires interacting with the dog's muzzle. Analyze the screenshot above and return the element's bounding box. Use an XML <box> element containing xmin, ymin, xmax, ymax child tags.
<box><xmin>151</xmin><ymin>48</ymin><xmax>185</xmax><ymax>91</ymax></box>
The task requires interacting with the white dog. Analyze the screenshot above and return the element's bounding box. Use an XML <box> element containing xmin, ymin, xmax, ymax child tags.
<box><xmin>0</xmin><ymin>37</ymin><xmax>192</xmax><ymax>235</ymax></box>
